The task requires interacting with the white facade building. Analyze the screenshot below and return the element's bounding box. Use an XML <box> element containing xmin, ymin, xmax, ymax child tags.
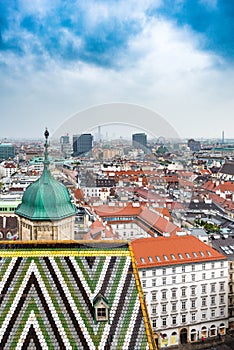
<box><xmin>132</xmin><ymin>236</ymin><xmax>229</xmax><ymax>348</ymax></box>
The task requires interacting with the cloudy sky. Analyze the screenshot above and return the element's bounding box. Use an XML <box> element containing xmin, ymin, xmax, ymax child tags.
<box><xmin>0</xmin><ymin>0</ymin><xmax>234</xmax><ymax>139</ymax></box>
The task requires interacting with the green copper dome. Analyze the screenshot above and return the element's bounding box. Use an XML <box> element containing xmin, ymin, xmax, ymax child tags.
<box><xmin>15</xmin><ymin>129</ymin><xmax>76</xmax><ymax>221</ymax></box>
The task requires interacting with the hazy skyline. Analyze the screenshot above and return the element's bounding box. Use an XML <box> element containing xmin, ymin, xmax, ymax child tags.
<box><xmin>1</xmin><ymin>1</ymin><xmax>234</xmax><ymax>139</ymax></box>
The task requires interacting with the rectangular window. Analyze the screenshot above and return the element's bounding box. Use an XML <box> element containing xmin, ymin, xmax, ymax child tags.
<box><xmin>182</xmin><ymin>266</ymin><xmax>185</xmax><ymax>272</ymax></box>
<box><xmin>152</xmin><ymin>269</ymin><xmax>156</xmax><ymax>277</ymax></box>
<box><xmin>182</xmin><ymin>275</ymin><xmax>186</xmax><ymax>283</ymax></box>
<box><xmin>211</xmin><ymin>296</ymin><xmax>216</xmax><ymax>305</ymax></box>
<box><xmin>181</xmin><ymin>288</ymin><xmax>186</xmax><ymax>297</ymax></box>
<box><xmin>202</xmin><ymin>313</ymin><xmax>206</xmax><ymax>319</ymax></box>
<box><xmin>202</xmin><ymin>263</ymin><xmax>206</xmax><ymax>270</ymax></box>
<box><xmin>162</xmin><ymin>291</ymin><xmax>167</xmax><ymax>299</ymax></box>
<box><xmin>142</xmin><ymin>280</ymin><xmax>146</xmax><ymax>288</ymax></box>
<box><xmin>220</xmin><ymin>308</ymin><xmax>224</xmax><ymax>316</ymax></box>
<box><xmin>211</xmin><ymin>262</ymin><xmax>215</xmax><ymax>269</ymax></box>
<box><xmin>202</xmin><ymin>297</ymin><xmax>206</xmax><ymax>307</ymax></box>
<box><xmin>152</xmin><ymin>292</ymin><xmax>157</xmax><ymax>302</ymax></box>
<box><xmin>142</xmin><ymin>270</ymin><xmax>146</xmax><ymax>277</ymax></box>
<box><xmin>191</xmin><ymin>299</ymin><xmax>196</xmax><ymax>308</ymax></box>
<box><xmin>191</xmin><ymin>287</ymin><xmax>196</xmax><ymax>296</ymax></box>
<box><xmin>172</xmin><ymin>276</ymin><xmax>176</xmax><ymax>284</ymax></box>
<box><xmin>162</xmin><ymin>317</ymin><xmax>167</xmax><ymax>327</ymax></box>
<box><xmin>172</xmin><ymin>289</ymin><xmax>177</xmax><ymax>299</ymax></box>
<box><xmin>192</xmin><ymin>265</ymin><xmax>195</xmax><ymax>271</ymax></box>
<box><xmin>211</xmin><ymin>309</ymin><xmax>215</xmax><ymax>318</ymax></box>
<box><xmin>212</xmin><ymin>272</ymin><xmax>215</xmax><ymax>278</ymax></box>
<box><xmin>191</xmin><ymin>313</ymin><xmax>196</xmax><ymax>321</ymax></box>
<box><xmin>220</xmin><ymin>295</ymin><xmax>224</xmax><ymax>304</ymax></box>
<box><xmin>152</xmin><ymin>318</ymin><xmax>157</xmax><ymax>328</ymax></box>
<box><xmin>152</xmin><ymin>306</ymin><xmax>157</xmax><ymax>315</ymax></box>
<box><xmin>181</xmin><ymin>301</ymin><xmax>186</xmax><ymax>310</ymax></box>
<box><xmin>181</xmin><ymin>314</ymin><xmax>186</xmax><ymax>323</ymax></box>
<box><xmin>220</xmin><ymin>270</ymin><xmax>224</xmax><ymax>277</ymax></box>
<box><xmin>220</xmin><ymin>261</ymin><xmax>224</xmax><ymax>268</ymax></box>
<box><xmin>172</xmin><ymin>267</ymin><xmax>176</xmax><ymax>274</ymax></box>
<box><xmin>97</xmin><ymin>308</ymin><xmax>107</xmax><ymax>319</ymax></box>
<box><xmin>162</xmin><ymin>304</ymin><xmax>167</xmax><ymax>313</ymax></box>
<box><xmin>211</xmin><ymin>284</ymin><xmax>216</xmax><ymax>293</ymax></box>
<box><xmin>162</xmin><ymin>268</ymin><xmax>166</xmax><ymax>275</ymax></box>
<box><xmin>172</xmin><ymin>316</ymin><xmax>177</xmax><ymax>325</ymax></box>
<box><xmin>202</xmin><ymin>285</ymin><xmax>206</xmax><ymax>294</ymax></box>
<box><xmin>172</xmin><ymin>302</ymin><xmax>177</xmax><ymax>312</ymax></box>
<box><xmin>202</xmin><ymin>273</ymin><xmax>206</xmax><ymax>280</ymax></box>
<box><xmin>162</xmin><ymin>277</ymin><xmax>166</xmax><ymax>285</ymax></box>
<box><xmin>152</xmin><ymin>279</ymin><xmax>156</xmax><ymax>287</ymax></box>
<box><xmin>191</xmin><ymin>274</ymin><xmax>195</xmax><ymax>281</ymax></box>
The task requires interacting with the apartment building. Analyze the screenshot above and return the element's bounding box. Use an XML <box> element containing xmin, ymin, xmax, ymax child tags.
<box><xmin>131</xmin><ymin>235</ymin><xmax>228</xmax><ymax>348</ymax></box>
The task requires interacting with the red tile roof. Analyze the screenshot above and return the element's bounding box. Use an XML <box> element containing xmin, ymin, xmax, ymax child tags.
<box><xmin>131</xmin><ymin>236</ymin><xmax>226</xmax><ymax>268</ymax></box>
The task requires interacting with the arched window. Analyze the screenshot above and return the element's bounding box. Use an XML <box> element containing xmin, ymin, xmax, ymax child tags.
<box><xmin>210</xmin><ymin>325</ymin><xmax>216</xmax><ymax>337</ymax></box>
<box><xmin>201</xmin><ymin>326</ymin><xmax>207</xmax><ymax>338</ymax></box>
<box><xmin>219</xmin><ymin>323</ymin><xmax>225</xmax><ymax>335</ymax></box>
<box><xmin>190</xmin><ymin>329</ymin><xmax>197</xmax><ymax>342</ymax></box>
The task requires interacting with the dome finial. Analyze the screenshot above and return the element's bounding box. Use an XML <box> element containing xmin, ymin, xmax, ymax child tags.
<box><xmin>44</xmin><ymin>128</ymin><xmax>50</xmax><ymax>168</ymax></box>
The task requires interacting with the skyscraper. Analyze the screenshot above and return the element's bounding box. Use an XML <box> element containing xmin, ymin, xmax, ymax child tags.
<box><xmin>73</xmin><ymin>134</ymin><xmax>93</xmax><ymax>156</ymax></box>
<box><xmin>132</xmin><ymin>133</ymin><xmax>147</xmax><ymax>149</ymax></box>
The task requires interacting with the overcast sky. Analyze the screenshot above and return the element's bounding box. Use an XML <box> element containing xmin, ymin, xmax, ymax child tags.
<box><xmin>0</xmin><ymin>0</ymin><xmax>234</xmax><ymax>140</ymax></box>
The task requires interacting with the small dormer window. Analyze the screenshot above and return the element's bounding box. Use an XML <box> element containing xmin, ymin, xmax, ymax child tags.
<box><xmin>93</xmin><ymin>293</ymin><xmax>109</xmax><ymax>323</ymax></box>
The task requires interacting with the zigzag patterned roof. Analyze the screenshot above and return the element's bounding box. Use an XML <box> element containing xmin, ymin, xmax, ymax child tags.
<box><xmin>0</xmin><ymin>241</ymin><xmax>156</xmax><ymax>349</ymax></box>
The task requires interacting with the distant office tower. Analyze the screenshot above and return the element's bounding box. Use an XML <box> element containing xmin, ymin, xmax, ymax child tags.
<box><xmin>73</xmin><ymin>134</ymin><xmax>93</xmax><ymax>156</ymax></box>
<box><xmin>132</xmin><ymin>133</ymin><xmax>147</xmax><ymax>149</ymax></box>
<box><xmin>60</xmin><ymin>135</ymin><xmax>72</xmax><ymax>157</ymax></box>
<box><xmin>188</xmin><ymin>139</ymin><xmax>201</xmax><ymax>152</ymax></box>
<box><xmin>0</xmin><ymin>143</ymin><xmax>15</xmax><ymax>160</ymax></box>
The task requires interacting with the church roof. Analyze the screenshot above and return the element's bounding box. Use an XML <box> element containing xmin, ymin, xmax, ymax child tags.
<box><xmin>0</xmin><ymin>241</ymin><xmax>156</xmax><ymax>349</ymax></box>
<box><xmin>15</xmin><ymin>129</ymin><xmax>76</xmax><ymax>221</ymax></box>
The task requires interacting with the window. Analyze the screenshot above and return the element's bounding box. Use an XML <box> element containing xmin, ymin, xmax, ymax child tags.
<box><xmin>156</xmin><ymin>256</ymin><xmax>161</xmax><ymax>261</ymax></box>
<box><xmin>211</xmin><ymin>262</ymin><xmax>215</xmax><ymax>269</ymax></box>
<box><xmin>162</xmin><ymin>317</ymin><xmax>167</xmax><ymax>327</ymax></box>
<box><xmin>162</xmin><ymin>277</ymin><xmax>166</xmax><ymax>285</ymax></box>
<box><xmin>211</xmin><ymin>309</ymin><xmax>215</xmax><ymax>318</ymax></box>
<box><xmin>220</xmin><ymin>308</ymin><xmax>224</xmax><ymax>316</ymax></box>
<box><xmin>181</xmin><ymin>288</ymin><xmax>186</xmax><ymax>297</ymax></box>
<box><xmin>191</xmin><ymin>264</ymin><xmax>195</xmax><ymax>271</ymax></box>
<box><xmin>202</xmin><ymin>285</ymin><xmax>206</xmax><ymax>294</ymax></box>
<box><xmin>152</xmin><ymin>279</ymin><xmax>156</xmax><ymax>287</ymax></box>
<box><xmin>172</xmin><ymin>276</ymin><xmax>176</xmax><ymax>284</ymax></box>
<box><xmin>211</xmin><ymin>296</ymin><xmax>216</xmax><ymax>305</ymax></box>
<box><xmin>162</xmin><ymin>291</ymin><xmax>167</xmax><ymax>299</ymax></box>
<box><xmin>212</xmin><ymin>272</ymin><xmax>215</xmax><ymax>278</ymax></box>
<box><xmin>140</xmin><ymin>257</ymin><xmax>145</xmax><ymax>263</ymax></box>
<box><xmin>172</xmin><ymin>302</ymin><xmax>177</xmax><ymax>312</ymax></box>
<box><xmin>178</xmin><ymin>253</ymin><xmax>183</xmax><ymax>259</ymax></box>
<box><xmin>142</xmin><ymin>270</ymin><xmax>146</xmax><ymax>277</ymax></box>
<box><xmin>94</xmin><ymin>294</ymin><xmax>109</xmax><ymax>323</ymax></box>
<box><xmin>152</xmin><ymin>318</ymin><xmax>157</xmax><ymax>328</ymax></box>
<box><xmin>202</xmin><ymin>273</ymin><xmax>206</xmax><ymax>280</ymax></box>
<box><xmin>142</xmin><ymin>280</ymin><xmax>146</xmax><ymax>288</ymax></box>
<box><xmin>220</xmin><ymin>261</ymin><xmax>224</xmax><ymax>268</ymax></box>
<box><xmin>162</xmin><ymin>304</ymin><xmax>167</xmax><ymax>313</ymax></box>
<box><xmin>162</xmin><ymin>268</ymin><xmax>166</xmax><ymax>275</ymax></box>
<box><xmin>202</xmin><ymin>263</ymin><xmax>206</xmax><ymax>270</ymax></box>
<box><xmin>185</xmin><ymin>253</ymin><xmax>190</xmax><ymax>258</ymax></box>
<box><xmin>152</xmin><ymin>269</ymin><xmax>156</xmax><ymax>277</ymax></box>
<box><xmin>182</xmin><ymin>275</ymin><xmax>186</xmax><ymax>283</ymax></box>
<box><xmin>191</xmin><ymin>299</ymin><xmax>196</xmax><ymax>308</ymax></box>
<box><xmin>163</xmin><ymin>255</ymin><xmax>168</xmax><ymax>261</ymax></box>
<box><xmin>220</xmin><ymin>270</ymin><xmax>224</xmax><ymax>277</ymax></box>
<box><xmin>172</xmin><ymin>316</ymin><xmax>177</xmax><ymax>325</ymax></box>
<box><xmin>171</xmin><ymin>254</ymin><xmax>176</xmax><ymax>260</ymax></box>
<box><xmin>181</xmin><ymin>314</ymin><xmax>186</xmax><ymax>323</ymax></box>
<box><xmin>200</xmin><ymin>251</ymin><xmax>205</xmax><ymax>257</ymax></box>
<box><xmin>191</xmin><ymin>313</ymin><xmax>196</xmax><ymax>322</ymax></box>
<box><xmin>202</xmin><ymin>297</ymin><xmax>206</xmax><ymax>307</ymax></box>
<box><xmin>191</xmin><ymin>287</ymin><xmax>196</xmax><ymax>296</ymax></box>
<box><xmin>192</xmin><ymin>252</ymin><xmax>198</xmax><ymax>257</ymax></box>
<box><xmin>97</xmin><ymin>308</ymin><xmax>107</xmax><ymax>318</ymax></box>
<box><xmin>172</xmin><ymin>289</ymin><xmax>177</xmax><ymax>299</ymax></box>
<box><xmin>148</xmin><ymin>256</ymin><xmax>153</xmax><ymax>262</ymax></box>
<box><xmin>202</xmin><ymin>313</ymin><xmax>206</xmax><ymax>319</ymax></box>
<box><xmin>152</xmin><ymin>292</ymin><xmax>157</xmax><ymax>302</ymax></box>
<box><xmin>220</xmin><ymin>295</ymin><xmax>224</xmax><ymax>304</ymax></box>
<box><xmin>191</xmin><ymin>274</ymin><xmax>195</xmax><ymax>282</ymax></box>
<box><xmin>172</xmin><ymin>267</ymin><xmax>176</xmax><ymax>274</ymax></box>
<box><xmin>182</xmin><ymin>265</ymin><xmax>185</xmax><ymax>272</ymax></box>
<box><xmin>181</xmin><ymin>301</ymin><xmax>186</xmax><ymax>310</ymax></box>
<box><xmin>152</xmin><ymin>306</ymin><xmax>157</xmax><ymax>315</ymax></box>
<box><xmin>207</xmin><ymin>250</ymin><xmax>212</xmax><ymax>256</ymax></box>
<box><xmin>220</xmin><ymin>282</ymin><xmax>224</xmax><ymax>292</ymax></box>
<box><xmin>211</xmin><ymin>283</ymin><xmax>216</xmax><ymax>293</ymax></box>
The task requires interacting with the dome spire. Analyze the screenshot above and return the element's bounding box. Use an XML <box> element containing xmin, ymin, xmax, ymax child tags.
<box><xmin>44</xmin><ymin>128</ymin><xmax>50</xmax><ymax>168</ymax></box>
